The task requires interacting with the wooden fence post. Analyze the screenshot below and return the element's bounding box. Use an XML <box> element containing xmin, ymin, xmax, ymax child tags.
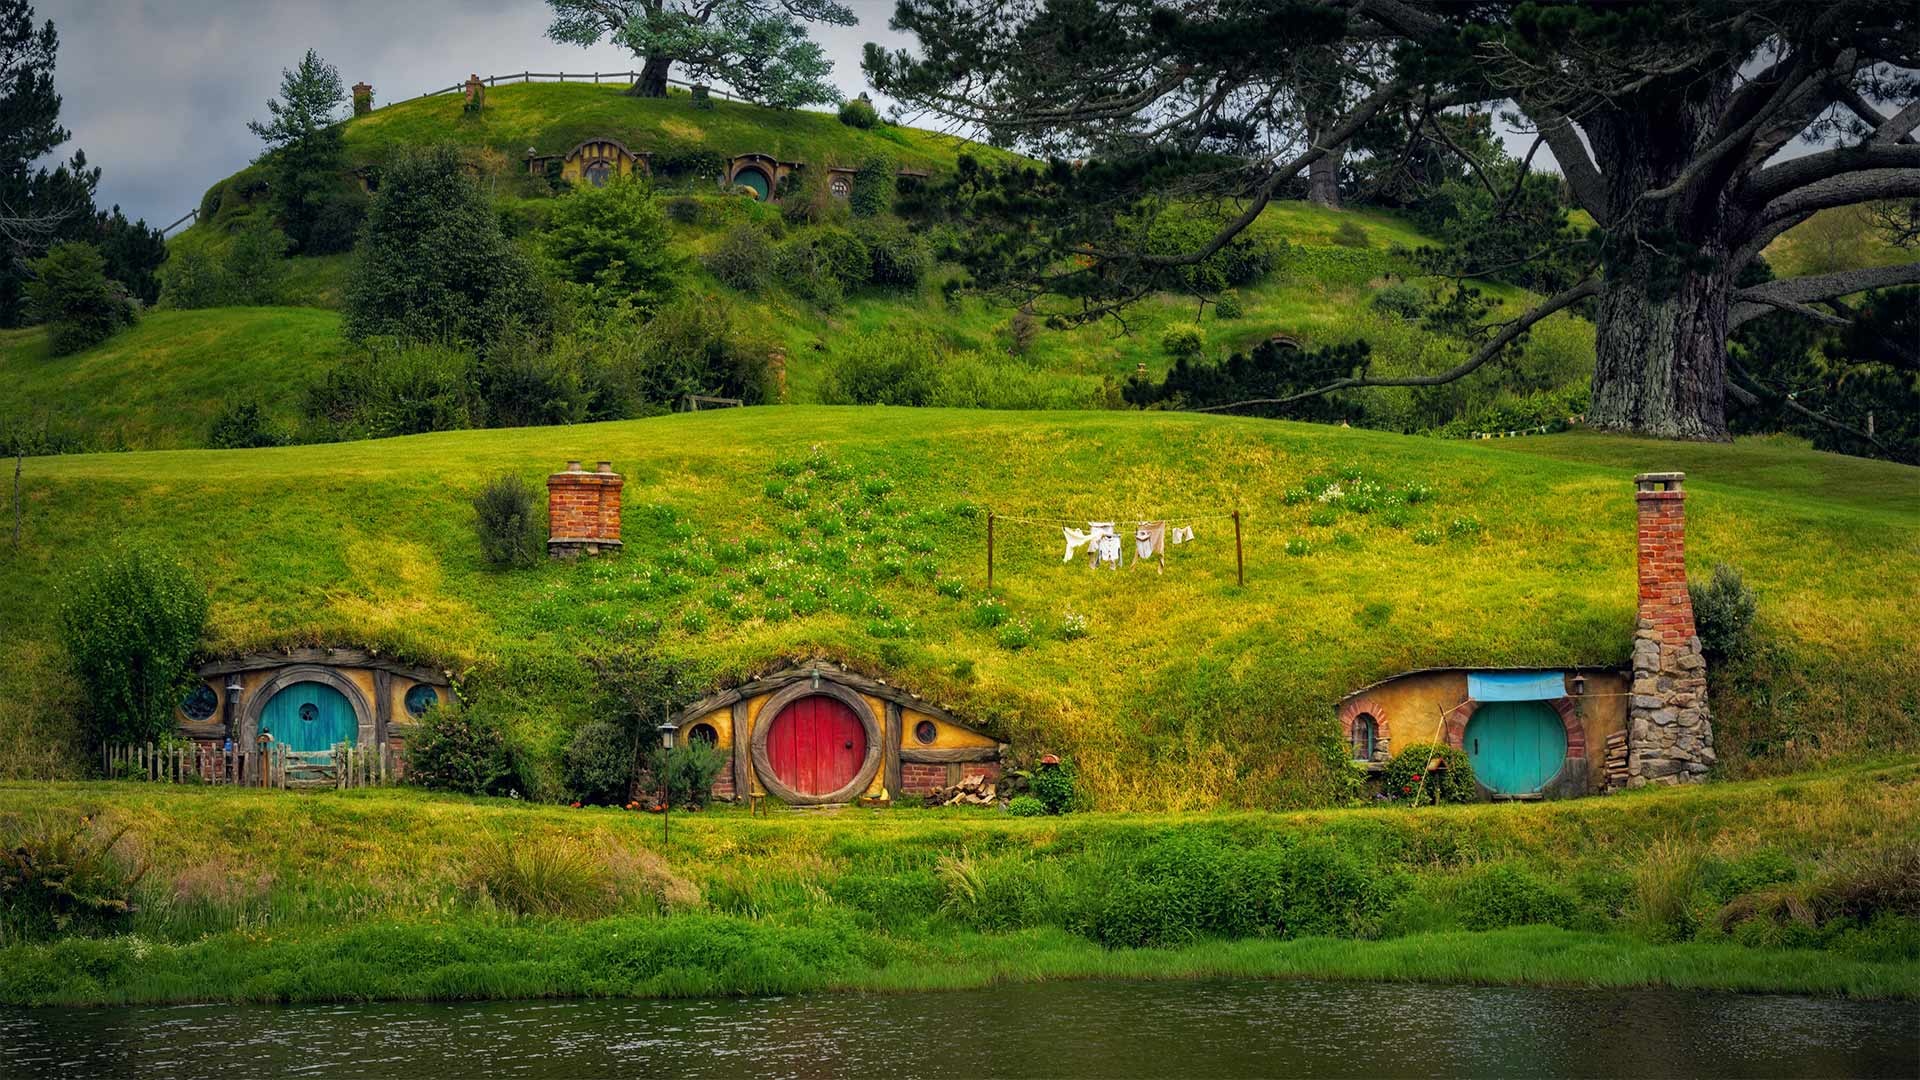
<box><xmin>987</xmin><ymin>511</ymin><xmax>995</xmax><ymax>591</ymax></box>
<box><xmin>1233</xmin><ymin>509</ymin><xmax>1244</xmax><ymax>587</ymax></box>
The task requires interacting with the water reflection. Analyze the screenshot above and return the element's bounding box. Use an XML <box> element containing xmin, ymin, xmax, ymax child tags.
<box><xmin>3</xmin><ymin>978</ymin><xmax>1915</xmax><ymax>1079</ymax></box>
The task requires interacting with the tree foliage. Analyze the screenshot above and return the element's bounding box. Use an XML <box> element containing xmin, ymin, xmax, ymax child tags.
<box><xmin>541</xmin><ymin>176</ymin><xmax>676</xmax><ymax>308</ymax></box>
<box><xmin>247</xmin><ymin>49</ymin><xmax>356</xmax><ymax>254</ymax></box>
<box><xmin>546</xmin><ymin>0</ymin><xmax>855</xmax><ymax>108</ymax></box>
<box><xmin>26</xmin><ymin>240</ymin><xmax>138</xmax><ymax>355</ymax></box>
<box><xmin>57</xmin><ymin>548</ymin><xmax>207</xmax><ymax>747</ymax></box>
<box><xmin>344</xmin><ymin>145</ymin><xmax>552</xmax><ymax>348</ymax></box>
<box><xmin>1123</xmin><ymin>338</ymin><xmax>1372</xmax><ymax>425</ymax></box>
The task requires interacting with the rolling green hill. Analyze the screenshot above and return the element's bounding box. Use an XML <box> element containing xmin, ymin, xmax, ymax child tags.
<box><xmin>3</xmin><ymin>409</ymin><xmax>1914</xmax><ymax>802</ymax></box>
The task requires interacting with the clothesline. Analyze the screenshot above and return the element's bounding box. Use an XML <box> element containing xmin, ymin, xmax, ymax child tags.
<box><xmin>989</xmin><ymin>510</ymin><xmax>1243</xmax><ymax>526</ymax></box>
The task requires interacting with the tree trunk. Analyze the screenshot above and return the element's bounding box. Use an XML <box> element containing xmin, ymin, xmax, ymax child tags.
<box><xmin>629</xmin><ymin>56</ymin><xmax>671</xmax><ymax>97</ymax></box>
<box><xmin>1305</xmin><ymin>111</ymin><xmax>1344</xmax><ymax>210</ymax></box>
<box><xmin>1589</xmin><ymin>253</ymin><xmax>1734</xmax><ymax>441</ymax></box>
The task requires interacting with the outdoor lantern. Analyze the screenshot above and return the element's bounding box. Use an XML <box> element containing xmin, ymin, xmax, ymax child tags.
<box><xmin>1571</xmin><ymin>673</ymin><xmax>1588</xmax><ymax>697</ymax></box>
<box><xmin>658</xmin><ymin>721</ymin><xmax>677</xmax><ymax>750</ymax></box>
<box><xmin>656</xmin><ymin>720</ymin><xmax>677</xmax><ymax>843</ymax></box>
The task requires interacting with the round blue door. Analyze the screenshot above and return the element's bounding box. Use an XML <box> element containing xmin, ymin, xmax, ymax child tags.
<box><xmin>734</xmin><ymin>167</ymin><xmax>770</xmax><ymax>200</ymax></box>
<box><xmin>259</xmin><ymin>682</ymin><xmax>356</xmax><ymax>752</ymax></box>
<box><xmin>1464</xmin><ymin>701</ymin><xmax>1567</xmax><ymax>795</ymax></box>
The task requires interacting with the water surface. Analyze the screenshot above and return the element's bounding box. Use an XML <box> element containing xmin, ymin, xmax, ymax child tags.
<box><xmin>4</xmin><ymin>978</ymin><xmax>1915</xmax><ymax>1078</ymax></box>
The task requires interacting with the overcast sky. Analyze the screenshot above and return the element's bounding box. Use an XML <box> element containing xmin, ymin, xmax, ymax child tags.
<box><xmin>40</xmin><ymin>0</ymin><xmax>918</xmax><ymax>226</ymax></box>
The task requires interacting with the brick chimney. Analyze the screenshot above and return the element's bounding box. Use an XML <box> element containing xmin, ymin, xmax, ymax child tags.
<box><xmin>548</xmin><ymin>460</ymin><xmax>623</xmax><ymax>559</ymax></box>
<box><xmin>1627</xmin><ymin>472</ymin><xmax>1714</xmax><ymax>786</ymax></box>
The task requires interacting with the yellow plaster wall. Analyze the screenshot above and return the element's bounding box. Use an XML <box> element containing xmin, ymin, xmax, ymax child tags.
<box><xmin>176</xmin><ymin>668</ymin><xmax>447</xmax><ymax>746</ymax></box>
<box><xmin>560</xmin><ymin>141</ymin><xmax>640</xmax><ymax>185</ymax></box>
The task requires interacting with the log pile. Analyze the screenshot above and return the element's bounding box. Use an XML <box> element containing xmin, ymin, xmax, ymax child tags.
<box><xmin>925</xmin><ymin>773</ymin><xmax>998</xmax><ymax>807</ymax></box>
<box><xmin>1604</xmin><ymin>730</ymin><xmax>1630</xmax><ymax>791</ymax></box>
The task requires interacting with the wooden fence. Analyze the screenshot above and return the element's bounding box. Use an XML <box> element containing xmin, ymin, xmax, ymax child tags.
<box><xmin>407</xmin><ymin>71</ymin><xmax>735</xmax><ymax>104</ymax></box>
<box><xmin>103</xmin><ymin>742</ymin><xmax>400</xmax><ymax>791</ymax></box>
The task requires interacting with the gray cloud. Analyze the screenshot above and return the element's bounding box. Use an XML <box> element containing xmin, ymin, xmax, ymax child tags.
<box><xmin>40</xmin><ymin>0</ymin><xmax>912</xmax><ymax>225</ymax></box>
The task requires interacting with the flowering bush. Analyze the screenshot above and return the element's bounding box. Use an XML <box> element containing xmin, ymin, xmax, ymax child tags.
<box><xmin>1380</xmin><ymin>743</ymin><xmax>1476</xmax><ymax>805</ymax></box>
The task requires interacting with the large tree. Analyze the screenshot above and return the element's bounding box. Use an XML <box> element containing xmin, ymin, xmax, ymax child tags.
<box><xmin>546</xmin><ymin>0</ymin><xmax>855</xmax><ymax>107</ymax></box>
<box><xmin>868</xmin><ymin>0</ymin><xmax>1920</xmax><ymax>441</ymax></box>
<box><xmin>248</xmin><ymin>49</ymin><xmax>353</xmax><ymax>253</ymax></box>
<box><xmin>0</xmin><ymin>1</ymin><xmax>89</xmax><ymax>326</ymax></box>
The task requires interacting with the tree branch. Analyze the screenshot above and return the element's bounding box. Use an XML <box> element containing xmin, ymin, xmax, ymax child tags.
<box><xmin>1729</xmin><ymin>261</ymin><xmax>1920</xmax><ymax>328</ymax></box>
<box><xmin>1758</xmin><ymin>167</ymin><xmax>1920</xmax><ymax>229</ymax></box>
<box><xmin>1533</xmin><ymin>110</ymin><xmax>1610</xmax><ymax>226</ymax></box>
<box><xmin>1746</xmin><ymin>143</ymin><xmax>1920</xmax><ymax>206</ymax></box>
<box><xmin>1726</xmin><ymin>356</ymin><xmax>1884</xmax><ymax>450</ymax></box>
<box><xmin>1191</xmin><ymin>277</ymin><xmax>1600</xmax><ymax>412</ymax></box>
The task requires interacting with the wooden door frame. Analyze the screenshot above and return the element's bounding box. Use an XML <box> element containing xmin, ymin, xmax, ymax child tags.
<box><xmin>749</xmin><ymin>680</ymin><xmax>882</xmax><ymax>805</ymax></box>
<box><xmin>1448</xmin><ymin>696</ymin><xmax>1585</xmax><ymax>798</ymax></box>
<box><xmin>240</xmin><ymin>666</ymin><xmax>375</xmax><ymax>751</ymax></box>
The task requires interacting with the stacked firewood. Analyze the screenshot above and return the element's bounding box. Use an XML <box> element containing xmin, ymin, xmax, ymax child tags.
<box><xmin>924</xmin><ymin>773</ymin><xmax>998</xmax><ymax>807</ymax></box>
<box><xmin>1604</xmin><ymin>731</ymin><xmax>1630</xmax><ymax>790</ymax></box>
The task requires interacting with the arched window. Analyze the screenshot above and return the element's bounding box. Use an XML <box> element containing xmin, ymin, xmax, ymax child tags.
<box><xmin>1352</xmin><ymin>713</ymin><xmax>1378</xmax><ymax>761</ymax></box>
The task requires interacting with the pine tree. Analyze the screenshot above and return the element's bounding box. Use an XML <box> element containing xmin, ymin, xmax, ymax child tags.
<box><xmin>248</xmin><ymin>49</ymin><xmax>351</xmax><ymax>253</ymax></box>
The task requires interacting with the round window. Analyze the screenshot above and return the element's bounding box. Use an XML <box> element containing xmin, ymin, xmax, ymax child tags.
<box><xmin>299</xmin><ymin>702</ymin><xmax>319</xmax><ymax>723</ymax></box>
<box><xmin>830</xmin><ymin>175</ymin><xmax>851</xmax><ymax>198</ymax></box>
<box><xmin>689</xmin><ymin>722</ymin><xmax>719</xmax><ymax>745</ymax></box>
<box><xmin>404</xmin><ymin>684</ymin><xmax>441</xmax><ymax>719</ymax></box>
<box><xmin>914</xmin><ymin>719</ymin><xmax>938</xmax><ymax>745</ymax></box>
<box><xmin>181</xmin><ymin>685</ymin><xmax>218</xmax><ymax>721</ymax></box>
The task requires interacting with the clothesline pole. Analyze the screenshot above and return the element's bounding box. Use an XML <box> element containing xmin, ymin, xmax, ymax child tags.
<box><xmin>1233</xmin><ymin>509</ymin><xmax>1244</xmax><ymax>586</ymax></box>
<box><xmin>987</xmin><ymin>511</ymin><xmax>996</xmax><ymax>592</ymax></box>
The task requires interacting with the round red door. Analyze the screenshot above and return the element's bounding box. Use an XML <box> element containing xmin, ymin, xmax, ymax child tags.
<box><xmin>764</xmin><ymin>695</ymin><xmax>866</xmax><ymax>797</ymax></box>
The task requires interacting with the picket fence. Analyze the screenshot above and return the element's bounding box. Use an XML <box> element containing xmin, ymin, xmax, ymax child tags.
<box><xmin>103</xmin><ymin>742</ymin><xmax>400</xmax><ymax>791</ymax></box>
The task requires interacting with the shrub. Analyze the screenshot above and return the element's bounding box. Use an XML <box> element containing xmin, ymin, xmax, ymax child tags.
<box><xmin>472</xmin><ymin>474</ymin><xmax>543</xmax><ymax>569</ymax></box>
<box><xmin>564</xmin><ymin>719</ymin><xmax>635</xmax><ymax>805</ymax></box>
<box><xmin>26</xmin><ymin>242</ymin><xmax>139</xmax><ymax>356</ymax></box>
<box><xmin>404</xmin><ymin>699</ymin><xmax>515</xmax><ymax>796</ymax></box>
<box><xmin>818</xmin><ymin>331</ymin><xmax>944</xmax><ymax>406</ymax></box>
<box><xmin>58</xmin><ymin>549</ymin><xmax>207</xmax><ymax>748</ymax></box>
<box><xmin>1371</xmin><ymin>281</ymin><xmax>1426</xmax><ymax>320</ymax></box>
<box><xmin>1331</xmin><ymin>220</ymin><xmax>1371</xmax><ymax>248</ymax></box>
<box><xmin>704</xmin><ymin>223</ymin><xmax>775</xmax><ymax>292</ymax></box>
<box><xmin>1</xmin><ymin>816</ymin><xmax>147</xmax><ymax>942</ymax></box>
<box><xmin>850</xmin><ymin>150</ymin><xmax>897</xmax><ymax>218</ymax></box>
<box><xmin>1029</xmin><ymin>757</ymin><xmax>1079</xmax><ymax>814</ymax></box>
<box><xmin>644</xmin><ymin>738</ymin><xmax>728</xmax><ymax>807</ymax></box>
<box><xmin>1213</xmin><ymin>291</ymin><xmax>1243</xmax><ymax>319</ymax></box>
<box><xmin>591</xmin><ymin>296</ymin><xmax>773</xmax><ymax>407</ymax></box>
<box><xmin>206</xmin><ymin>399</ymin><xmax>284</xmax><ymax>449</ymax></box>
<box><xmin>542</xmin><ymin>176</ymin><xmax>676</xmax><ymax>309</ymax></box>
<box><xmin>344</xmin><ymin>145</ymin><xmax>552</xmax><ymax>348</ymax></box>
<box><xmin>1381</xmin><ymin>743</ymin><xmax>1476</xmax><ymax>804</ymax></box>
<box><xmin>157</xmin><ymin>245</ymin><xmax>231</xmax><ymax>310</ymax></box>
<box><xmin>837</xmin><ymin>97</ymin><xmax>879</xmax><ymax>128</ymax></box>
<box><xmin>475</xmin><ymin>333</ymin><xmax>591</xmax><ymax>428</ymax></box>
<box><xmin>1161</xmin><ymin>323</ymin><xmax>1205</xmax><ymax>359</ymax></box>
<box><xmin>304</xmin><ymin>342</ymin><xmax>480</xmax><ymax>439</ymax></box>
<box><xmin>997</xmin><ymin>618</ymin><xmax>1035</xmax><ymax>650</ymax></box>
<box><xmin>1457</xmin><ymin>863</ymin><xmax>1579</xmax><ymax>930</ymax></box>
<box><xmin>1690</xmin><ymin>563</ymin><xmax>1758</xmax><ymax>661</ymax></box>
<box><xmin>851</xmin><ymin>218</ymin><xmax>932</xmax><ymax>288</ymax></box>
<box><xmin>305</xmin><ymin>190</ymin><xmax>369</xmax><ymax>255</ymax></box>
<box><xmin>1007</xmin><ymin>795</ymin><xmax>1048</xmax><ymax>817</ymax></box>
<box><xmin>469</xmin><ymin>833</ymin><xmax>614</xmax><ymax>918</ymax></box>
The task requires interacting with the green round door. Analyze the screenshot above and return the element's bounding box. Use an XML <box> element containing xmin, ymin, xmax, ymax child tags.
<box><xmin>734</xmin><ymin>167</ymin><xmax>770</xmax><ymax>200</ymax></box>
<box><xmin>259</xmin><ymin>681</ymin><xmax>356</xmax><ymax>752</ymax></box>
<box><xmin>1464</xmin><ymin>701</ymin><xmax>1567</xmax><ymax>795</ymax></box>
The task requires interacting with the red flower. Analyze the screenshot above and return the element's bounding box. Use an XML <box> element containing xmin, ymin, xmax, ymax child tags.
<box><xmin>569</xmin><ymin>801</ymin><xmax>582</xmax><ymax>808</ymax></box>
<box><xmin>1401</xmin><ymin>785</ymin><xmax>1412</xmax><ymax>794</ymax></box>
<box><xmin>1411</xmin><ymin>773</ymin><xmax>1423</xmax><ymax>782</ymax></box>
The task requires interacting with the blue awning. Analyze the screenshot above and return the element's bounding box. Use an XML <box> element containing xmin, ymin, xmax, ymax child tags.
<box><xmin>1468</xmin><ymin>671</ymin><xmax>1568</xmax><ymax>702</ymax></box>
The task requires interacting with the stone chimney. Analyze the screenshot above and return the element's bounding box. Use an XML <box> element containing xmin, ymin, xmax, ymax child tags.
<box><xmin>548</xmin><ymin>460</ymin><xmax>623</xmax><ymax>559</ymax></box>
<box><xmin>1627</xmin><ymin>472</ymin><xmax>1714</xmax><ymax>786</ymax></box>
<box><xmin>352</xmin><ymin>81</ymin><xmax>374</xmax><ymax>117</ymax></box>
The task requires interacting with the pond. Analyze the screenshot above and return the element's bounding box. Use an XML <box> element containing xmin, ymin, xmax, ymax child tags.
<box><xmin>3</xmin><ymin>978</ymin><xmax>1915</xmax><ymax>1079</ymax></box>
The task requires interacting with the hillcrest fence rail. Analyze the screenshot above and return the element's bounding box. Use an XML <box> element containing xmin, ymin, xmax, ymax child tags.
<box><xmin>104</xmin><ymin>742</ymin><xmax>399</xmax><ymax>791</ymax></box>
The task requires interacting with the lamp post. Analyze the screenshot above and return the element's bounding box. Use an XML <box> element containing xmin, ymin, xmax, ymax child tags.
<box><xmin>657</xmin><ymin>720</ymin><xmax>677</xmax><ymax>844</ymax></box>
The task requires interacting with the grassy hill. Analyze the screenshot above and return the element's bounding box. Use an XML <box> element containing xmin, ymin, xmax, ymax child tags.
<box><xmin>3</xmin><ymin>409</ymin><xmax>1914</xmax><ymax>801</ymax></box>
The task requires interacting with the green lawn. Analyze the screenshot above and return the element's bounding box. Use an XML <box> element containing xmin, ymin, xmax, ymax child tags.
<box><xmin>3</xmin><ymin>408</ymin><xmax>1914</xmax><ymax>800</ymax></box>
<box><xmin>2</xmin><ymin>761</ymin><xmax>1915</xmax><ymax>1004</ymax></box>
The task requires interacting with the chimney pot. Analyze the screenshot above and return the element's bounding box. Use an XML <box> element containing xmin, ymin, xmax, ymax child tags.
<box><xmin>565</xmin><ymin>459</ymin><xmax>582</xmax><ymax>472</ymax></box>
<box><xmin>597</xmin><ymin>460</ymin><xmax>613</xmax><ymax>473</ymax></box>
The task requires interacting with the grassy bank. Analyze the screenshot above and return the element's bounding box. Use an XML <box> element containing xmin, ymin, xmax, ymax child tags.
<box><xmin>3</xmin><ymin>409</ymin><xmax>1916</xmax><ymax>795</ymax></box>
<box><xmin>3</xmin><ymin>762</ymin><xmax>1917</xmax><ymax>1004</ymax></box>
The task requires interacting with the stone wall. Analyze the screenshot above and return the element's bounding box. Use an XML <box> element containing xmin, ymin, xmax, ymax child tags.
<box><xmin>1627</xmin><ymin>472</ymin><xmax>1715</xmax><ymax>786</ymax></box>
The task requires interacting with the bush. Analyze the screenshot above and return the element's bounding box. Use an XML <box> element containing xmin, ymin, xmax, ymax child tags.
<box><xmin>1161</xmin><ymin>323</ymin><xmax>1205</xmax><ymax>359</ymax></box>
<box><xmin>206</xmin><ymin>399</ymin><xmax>284</xmax><ymax>449</ymax></box>
<box><xmin>588</xmin><ymin>296</ymin><xmax>773</xmax><ymax>407</ymax></box>
<box><xmin>26</xmin><ymin>242</ymin><xmax>140</xmax><ymax>356</ymax></box>
<box><xmin>1331</xmin><ymin>220</ymin><xmax>1371</xmax><ymax>248</ymax></box>
<box><xmin>475</xmin><ymin>333</ymin><xmax>591</xmax><ymax>428</ymax></box>
<box><xmin>304</xmin><ymin>190</ymin><xmax>368</xmax><ymax>255</ymax></box>
<box><xmin>1371</xmin><ymin>281</ymin><xmax>1426</xmax><ymax>320</ymax></box>
<box><xmin>1690</xmin><ymin>563</ymin><xmax>1758</xmax><ymax>661</ymax></box>
<box><xmin>404</xmin><ymin>699</ymin><xmax>515</xmax><ymax>796</ymax></box>
<box><xmin>851</xmin><ymin>218</ymin><xmax>932</xmax><ymax>288</ymax></box>
<box><xmin>58</xmin><ymin>549</ymin><xmax>208</xmax><ymax>748</ymax></box>
<box><xmin>344</xmin><ymin>145</ymin><xmax>552</xmax><ymax>349</ymax></box>
<box><xmin>1029</xmin><ymin>757</ymin><xmax>1079</xmax><ymax>814</ymax></box>
<box><xmin>644</xmin><ymin>738</ymin><xmax>728</xmax><ymax>807</ymax></box>
<box><xmin>1457</xmin><ymin>863</ymin><xmax>1579</xmax><ymax>930</ymax></box>
<box><xmin>469</xmin><ymin>833</ymin><xmax>614</xmax><ymax>918</ymax></box>
<box><xmin>818</xmin><ymin>331</ymin><xmax>944</xmax><ymax>406</ymax></box>
<box><xmin>1</xmin><ymin>816</ymin><xmax>147</xmax><ymax>941</ymax></box>
<box><xmin>564</xmin><ymin>719</ymin><xmax>635</xmax><ymax>805</ymax></box>
<box><xmin>837</xmin><ymin>97</ymin><xmax>879</xmax><ymax>128</ymax></box>
<box><xmin>1007</xmin><ymin>795</ymin><xmax>1048</xmax><ymax>817</ymax></box>
<box><xmin>222</xmin><ymin>222</ymin><xmax>292</xmax><ymax>306</ymax></box>
<box><xmin>773</xmin><ymin>228</ymin><xmax>868</xmax><ymax>307</ymax></box>
<box><xmin>1380</xmin><ymin>743</ymin><xmax>1476</xmax><ymax>804</ymax></box>
<box><xmin>1213</xmin><ymin>291</ymin><xmax>1243</xmax><ymax>319</ymax></box>
<box><xmin>542</xmin><ymin>176</ymin><xmax>676</xmax><ymax>309</ymax></box>
<box><xmin>704</xmin><ymin>224</ymin><xmax>775</xmax><ymax>292</ymax></box>
<box><xmin>850</xmin><ymin>150</ymin><xmax>897</xmax><ymax>218</ymax></box>
<box><xmin>472</xmin><ymin>473</ymin><xmax>543</xmax><ymax>569</ymax></box>
<box><xmin>157</xmin><ymin>245</ymin><xmax>231</xmax><ymax>310</ymax></box>
<box><xmin>304</xmin><ymin>343</ymin><xmax>480</xmax><ymax>439</ymax></box>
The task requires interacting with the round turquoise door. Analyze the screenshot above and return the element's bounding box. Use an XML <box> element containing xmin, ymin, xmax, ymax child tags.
<box><xmin>1464</xmin><ymin>701</ymin><xmax>1567</xmax><ymax>795</ymax></box>
<box><xmin>259</xmin><ymin>682</ymin><xmax>356</xmax><ymax>752</ymax></box>
<box><xmin>734</xmin><ymin>167</ymin><xmax>770</xmax><ymax>200</ymax></box>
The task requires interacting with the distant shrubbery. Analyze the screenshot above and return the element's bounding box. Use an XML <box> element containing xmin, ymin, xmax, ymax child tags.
<box><xmin>472</xmin><ymin>474</ymin><xmax>544</xmax><ymax>569</ymax></box>
<box><xmin>58</xmin><ymin>549</ymin><xmax>207</xmax><ymax>748</ymax></box>
<box><xmin>837</xmin><ymin>97</ymin><xmax>879</xmax><ymax>128</ymax></box>
<box><xmin>564</xmin><ymin>719</ymin><xmax>635</xmax><ymax>805</ymax></box>
<box><xmin>27</xmin><ymin>242</ymin><xmax>140</xmax><ymax>356</ymax></box>
<box><xmin>206</xmin><ymin>399</ymin><xmax>285</xmax><ymax>449</ymax></box>
<box><xmin>404</xmin><ymin>700</ymin><xmax>516</xmax><ymax>796</ymax></box>
<box><xmin>1691</xmin><ymin>564</ymin><xmax>1758</xmax><ymax>662</ymax></box>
